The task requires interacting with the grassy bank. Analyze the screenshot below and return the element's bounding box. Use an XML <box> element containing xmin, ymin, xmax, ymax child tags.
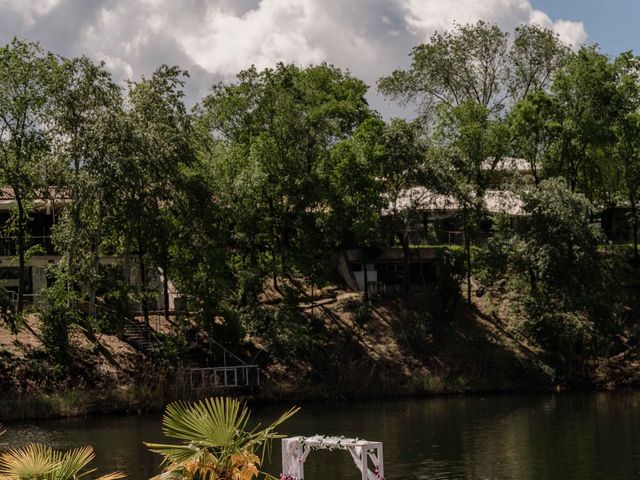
<box><xmin>0</xmin><ymin>364</ymin><xmax>555</xmax><ymax>422</ymax></box>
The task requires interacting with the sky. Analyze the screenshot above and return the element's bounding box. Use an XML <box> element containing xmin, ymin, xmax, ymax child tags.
<box><xmin>0</xmin><ymin>0</ymin><xmax>634</xmax><ymax>117</ymax></box>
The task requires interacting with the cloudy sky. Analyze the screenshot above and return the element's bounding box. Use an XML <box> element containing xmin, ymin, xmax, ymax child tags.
<box><xmin>0</xmin><ymin>0</ymin><xmax>634</xmax><ymax>117</ymax></box>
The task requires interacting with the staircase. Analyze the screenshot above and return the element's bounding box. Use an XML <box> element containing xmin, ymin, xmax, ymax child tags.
<box><xmin>123</xmin><ymin>319</ymin><xmax>159</xmax><ymax>353</ymax></box>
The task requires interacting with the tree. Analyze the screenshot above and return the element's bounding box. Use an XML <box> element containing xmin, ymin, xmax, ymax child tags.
<box><xmin>546</xmin><ymin>46</ymin><xmax>620</xmax><ymax>202</ymax></box>
<box><xmin>111</xmin><ymin>65</ymin><xmax>194</xmax><ymax>324</ymax></box>
<box><xmin>131</xmin><ymin>65</ymin><xmax>194</xmax><ymax>322</ymax></box>
<box><xmin>322</xmin><ymin>117</ymin><xmax>386</xmax><ymax>250</ymax></box>
<box><xmin>434</xmin><ymin>101</ymin><xmax>509</xmax><ymax>303</ymax></box>
<box><xmin>378</xmin><ymin>22</ymin><xmax>569</xmax><ymax>122</ymax></box>
<box><xmin>320</xmin><ymin>117</ymin><xmax>387</xmax><ymax>300</ymax></box>
<box><xmin>201</xmin><ymin>63</ymin><xmax>371</xmax><ymax>293</ymax></box>
<box><xmin>145</xmin><ymin>397</ymin><xmax>298</xmax><ymax>480</ymax></box>
<box><xmin>378</xmin><ymin>21</ymin><xmax>510</xmax><ymax>117</ymax></box>
<box><xmin>0</xmin><ymin>39</ymin><xmax>59</xmax><ymax>312</ymax></box>
<box><xmin>613</xmin><ymin>52</ymin><xmax>640</xmax><ymax>262</ymax></box>
<box><xmin>490</xmin><ymin>178</ymin><xmax>618</xmax><ymax>357</ymax></box>
<box><xmin>49</xmin><ymin>55</ymin><xmax>123</xmax><ymax>317</ymax></box>
<box><xmin>507</xmin><ymin>91</ymin><xmax>558</xmax><ymax>185</ymax></box>
<box><xmin>164</xmin><ymin>159</ymin><xmax>232</xmax><ymax>327</ymax></box>
<box><xmin>379</xmin><ymin>118</ymin><xmax>438</xmax><ymax>299</ymax></box>
<box><xmin>508</xmin><ymin>24</ymin><xmax>569</xmax><ymax>100</ymax></box>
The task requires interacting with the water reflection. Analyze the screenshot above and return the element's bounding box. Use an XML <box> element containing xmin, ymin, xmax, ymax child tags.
<box><xmin>3</xmin><ymin>393</ymin><xmax>640</xmax><ymax>479</ymax></box>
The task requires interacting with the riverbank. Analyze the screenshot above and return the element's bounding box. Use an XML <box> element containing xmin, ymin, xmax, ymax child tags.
<box><xmin>0</xmin><ymin>379</ymin><xmax>591</xmax><ymax>422</ymax></box>
<box><xmin>1</xmin><ymin>279</ymin><xmax>639</xmax><ymax>422</ymax></box>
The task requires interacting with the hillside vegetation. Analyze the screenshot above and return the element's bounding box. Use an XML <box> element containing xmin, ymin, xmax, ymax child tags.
<box><xmin>0</xmin><ymin>22</ymin><xmax>639</xmax><ymax>416</ymax></box>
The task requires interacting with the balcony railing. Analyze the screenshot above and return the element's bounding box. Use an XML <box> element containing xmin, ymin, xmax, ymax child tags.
<box><xmin>0</xmin><ymin>236</ymin><xmax>56</xmax><ymax>256</ymax></box>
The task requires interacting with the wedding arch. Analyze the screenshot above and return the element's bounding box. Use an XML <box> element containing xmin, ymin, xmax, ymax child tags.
<box><xmin>281</xmin><ymin>435</ymin><xmax>384</xmax><ymax>480</ymax></box>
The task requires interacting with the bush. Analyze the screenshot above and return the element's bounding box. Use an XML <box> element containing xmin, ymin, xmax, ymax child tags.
<box><xmin>39</xmin><ymin>279</ymin><xmax>81</xmax><ymax>365</ymax></box>
<box><xmin>485</xmin><ymin>179</ymin><xmax>623</xmax><ymax>359</ymax></box>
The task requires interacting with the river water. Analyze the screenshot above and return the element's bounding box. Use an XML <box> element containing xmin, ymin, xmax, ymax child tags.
<box><xmin>3</xmin><ymin>393</ymin><xmax>640</xmax><ymax>479</ymax></box>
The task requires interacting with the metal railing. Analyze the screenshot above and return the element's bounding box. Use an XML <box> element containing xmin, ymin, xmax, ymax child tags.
<box><xmin>0</xmin><ymin>236</ymin><xmax>55</xmax><ymax>256</ymax></box>
<box><xmin>183</xmin><ymin>365</ymin><xmax>260</xmax><ymax>389</ymax></box>
<box><xmin>5</xmin><ymin>290</ymin><xmax>47</xmax><ymax>307</ymax></box>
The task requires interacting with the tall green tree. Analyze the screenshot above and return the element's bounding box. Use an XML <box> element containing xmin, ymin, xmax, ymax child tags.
<box><xmin>0</xmin><ymin>39</ymin><xmax>59</xmax><ymax>312</ymax></box>
<box><xmin>379</xmin><ymin>21</ymin><xmax>509</xmax><ymax>117</ymax></box>
<box><xmin>434</xmin><ymin>101</ymin><xmax>509</xmax><ymax>303</ymax></box>
<box><xmin>50</xmin><ymin>56</ymin><xmax>122</xmax><ymax>316</ymax></box>
<box><xmin>508</xmin><ymin>24</ymin><xmax>569</xmax><ymax>100</ymax></box>
<box><xmin>120</xmin><ymin>65</ymin><xmax>194</xmax><ymax>323</ymax></box>
<box><xmin>201</xmin><ymin>63</ymin><xmax>371</xmax><ymax>293</ymax></box>
<box><xmin>546</xmin><ymin>46</ymin><xmax>619</xmax><ymax>202</ymax></box>
<box><xmin>490</xmin><ymin>178</ymin><xmax>618</xmax><ymax>359</ymax></box>
<box><xmin>378</xmin><ymin>22</ymin><xmax>568</xmax><ymax>120</ymax></box>
<box><xmin>379</xmin><ymin>118</ymin><xmax>437</xmax><ymax>298</ymax></box>
<box><xmin>613</xmin><ymin>52</ymin><xmax>640</xmax><ymax>261</ymax></box>
<box><xmin>507</xmin><ymin>91</ymin><xmax>557</xmax><ymax>185</ymax></box>
<box><xmin>321</xmin><ymin>117</ymin><xmax>387</xmax><ymax>300</ymax></box>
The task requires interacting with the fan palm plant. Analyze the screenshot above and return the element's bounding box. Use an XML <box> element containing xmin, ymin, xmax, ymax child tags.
<box><xmin>0</xmin><ymin>443</ymin><xmax>125</xmax><ymax>480</ymax></box>
<box><xmin>145</xmin><ymin>397</ymin><xmax>299</xmax><ymax>480</ymax></box>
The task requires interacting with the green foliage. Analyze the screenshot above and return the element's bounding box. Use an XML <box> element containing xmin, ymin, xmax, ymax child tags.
<box><xmin>0</xmin><ymin>39</ymin><xmax>60</xmax><ymax>312</ymax></box>
<box><xmin>0</xmin><ymin>443</ymin><xmax>124</xmax><ymax>480</ymax></box>
<box><xmin>200</xmin><ymin>63</ymin><xmax>372</xmax><ymax>292</ymax></box>
<box><xmin>0</xmin><ymin>286</ymin><xmax>18</xmax><ymax>334</ymax></box>
<box><xmin>0</xmin><ymin>29</ymin><xmax>638</xmax><ymax>382</ymax></box>
<box><xmin>489</xmin><ymin>179</ymin><xmax>621</xmax><ymax>355</ymax></box>
<box><xmin>246</xmin><ymin>287</ymin><xmax>326</xmax><ymax>363</ymax></box>
<box><xmin>351</xmin><ymin>301</ymin><xmax>372</xmax><ymax>326</ymax></box>
<box><xmin>433</xmin><ymin>100</ymin><xmax>509</xmax><ymax>303</ymax></box>
<box><xmin>379</xmin><ymin>22</ymin><xmax>567</xmax><ymax>117</ymax></box>
<box><xmin>507</xmin><ymin>91</ymin><xmax>557</xmax><ymax>184</ymax></box>
<box><xmin>429</xmin><ymin>247</ymin><xmax>465</xmax><ymax>317</ymax></box>
<box><xmin>145</xmin><ymin>397</ymin><xmax>298</xmax><ymax>480</ymax></box>
<box><xmin>545</xmin><ymin>46</ymin><xmax>620</xmax><ymax>201</ymax></box>
<box><xmin>38</xmin><ymin>280</ymin><xmax>79</xmax><ymax>365</ymax></box>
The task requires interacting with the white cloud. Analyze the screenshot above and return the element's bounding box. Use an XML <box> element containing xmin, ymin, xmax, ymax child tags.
<box><xmin>405</xmin><ymin>0</ymin><xmax>586</xmax><ymax>46</ymax></box>
<box><xmin>0</xmin><ymin>0</ymin><xmax>61</xmax><ymax>24</ymax></box>
<box><xmin>0</xmin><ymin>0</ymin><xmax>588</xmax><ymax>115</ymax></box>
<box><xmin>175</xmin><ymin>0</ymin><xmax>325</xmax><ymax>74</ymax></box>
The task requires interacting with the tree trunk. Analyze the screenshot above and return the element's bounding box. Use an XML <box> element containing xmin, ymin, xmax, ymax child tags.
<box><xmin>528</xmin><ymin>267</ymin><xmax>537</xmax><ymax>294</ymax></box>
<box><xmin>402</xmin><ymin>230</ymin><xmax>410</xmax><ymax>301</ymax></box>
<box><xmin>162</xmin><ymin>265</ymin><xmax>170</xmax><ymax>321</ymax></box>
<box><xmin>68</xmin><ymin>160</ymin><xmax>81</xmax><ymax>289</ymax></box>
<box><xmin>631</xmin><ymin>196</ymin><xmax>638</xmax><ymax>266</ymax></box>
<box><xmin>15</xmin><ymin>192</ymin><xmax>26</xmax><ymax>313</ymax></box>
<box><xmin>464</xmin><ymin>208</ymin><xmax>472</xmax><ymax>305</ymax></box>
<box><xmin>362</xmin><ymin>249</ymin><xmax>369</xmax><ymax>302</ymax></box>
<box><xmin>272</xmin><ymin>247</ymin><xmax>279</xmax><ymax>292</ymax></box>
<box><xmin>138</xmin><ymin>253</ymin><xmax>149</xmax><ymax>327</ymax></box>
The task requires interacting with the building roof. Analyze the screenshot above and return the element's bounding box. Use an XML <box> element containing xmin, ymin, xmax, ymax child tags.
<box><xmin>386</xmin><ymin>186</ymin><xmax>525</xmax><ymax>216</ymax></box>
<box><xmin>483</xmin><ymin>157</ymin><xmax>532</xmax><ymax>174</ymax></box>
<box><xmin>0</xmin><ymin>187</ymin><xmax>69</xmax><ymax>212</ymax></box>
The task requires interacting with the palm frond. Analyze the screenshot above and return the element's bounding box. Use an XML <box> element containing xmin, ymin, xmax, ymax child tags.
<box><xmin>146</xmin><ymin>397</ymin><xmax>299</xmax><ymax>480</ymax></box>
<box><xmin>51</xmin><ymin>445</ymin><xmax>95</xmax><ymax>479</ymax></box>
<box><xmin>0</xmin><ymin>444</ymin><xmax>58</xmax><ymax>479</ymax></box>
<box><xmin>143</xmin><ymin>444</ymin><xmax>207</xmax><ymax>467</ymax></box>
<box><xmin>149</xmin><ymin>467</ymin><xmax>189</xmax><ymax>480</ymax></box>
<box><xmin>161</xmin><ymin>397</ymin><xmax>250</xmax><ymax>447</ymax></box>
<box><xmin>0</xmin><ymin>444</ymin><xmax>125</xmax><ymax>480</ymax></box>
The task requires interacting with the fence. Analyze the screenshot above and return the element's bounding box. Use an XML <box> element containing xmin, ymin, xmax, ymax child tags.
<box><xmin>183</xmin><ymin>365</ymin><xmax>260</xmax><ymax>389</ymax></box>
